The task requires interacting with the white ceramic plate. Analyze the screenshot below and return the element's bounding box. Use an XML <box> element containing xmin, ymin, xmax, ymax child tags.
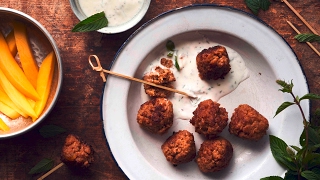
<box><xmin>102</xmin><ymin>5</ymin><xmax>309</xmax><ymax>179</ymax></box>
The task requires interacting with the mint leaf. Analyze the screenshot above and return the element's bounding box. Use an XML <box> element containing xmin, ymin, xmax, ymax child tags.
<box><xmin>301</xmin><ymin>169</ymin><xmax>320</xmax><ymax>180</ymax></box>
<box><xmin>28</xmin><ymin>158</ymin><xmax>54</xmax><ymax>174</ymax></box>
<box><xmin>174</xmin><ymin>55</ymin><xmax>180</xmax><ymax>71</ymax></box>
<box><xmin>39</xmin><ymin>125</ymin><xmax>66</xmax><ymax>138</ymax></box>
<box><xmin>274</xmin><ymin>101</ymin><xmax>295</xmax><ymax>117</ymax></box>
<box><xmin>166</xmin><ymin>40</ymin><xmax>175</xmax><ymax>51</ymax></box>
<box><xmin>245</xmin><ymin>0</ymin><xmax>271</xmax><ymax>15</ymax></box>
<box><xmin>260</xmin><ymin>176</ymin><xmax>283</xmax><ymax>180</ymax></box>
<box><xmin>295</xmin><ymin>34</ymin><xmax>320</xmax><ymax>43</ymax></box>
<box><xmin>299</xmin><ymin>93</ymin><xmax>320</xmax><ymax>102</ymax></box>
<box><xmin>269</xmin><ymin>135</ymin><xmax>297</xmax><ymax>171</ymax></box>
<box><xmin>276</xmin><ymin>80</ymin><xmax>293</xmax><ymax>93</ymax></box>
<box><xmin>72</xmin><ymin>12</ymin><xmax>108</xmax><ymax>32</ymax></box>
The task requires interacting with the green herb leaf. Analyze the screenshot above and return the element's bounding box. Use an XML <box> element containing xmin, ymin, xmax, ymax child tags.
<box><xmin>269</xmin><ymin>135</ymin><xmax>297</xmax><ymax>171</ymax></box>
<box><xmin>294</xmin><ymin>34</ymin><xmax>320</xmax><ymax>43</ymax></box>
<box><xmin>301</xmin><ymin>169</ymin><xmax>320</xmax><ymax>180</ymax></box>
<box><xmin>260</xmin><ymin>176</ymin><xmax>283</xmax><ymax>180</ymax></box>
<box><xmin>276</xmin><ymin>80</ymin><xmax>293</xmax><ymax>93</ymax></box>
<box><xmin>308</xmin><ymin>127</ymin><xmax>320</xmax><ymax>145</ymax></box>
<box><xmin>167</xmin><ymin>51</ymin><xmax>174</xmax><ymax>57</ymax></box>
<box><xmin>245</xmin><ymin>0</ymin><xmax>271</xmax><ymax>15</ymax></box>
<box><xmin>28</xmin><ymin>158</ymin><xmax>54</xmax><ymax>174</ymax></box>
<box><xmin>72</xmin><ymin>12</ymin><xmax>108</xmax><ymax>32</ymax></box>
<box><xmin>299</xmin><ymin>93</ymin><xmax>320</xmax><ymax>102</ymax></box>
<box><xmin>166</xmin><ymin>40</ymin><xmax>175</xmax><ymax>51</ymax></box>
<box><xmin>174</xmin><ymin>56</ymin><xmax>180</xmax><ymax>71</ymax></box>
<box><xmin>39</xmin><ymin>125</ymin><xmax>66</xmax><ymax>138</ymax></box>
<box><xmin>274</xmin><ymin>101</ymin><xmax>295</xmax><ymax>117</ymax></box>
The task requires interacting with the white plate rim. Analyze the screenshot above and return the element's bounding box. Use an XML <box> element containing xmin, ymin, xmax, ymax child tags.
<box><xmin>101</xmin><ymin>4</ymin><xmax>310</xmax><ymax>180</ymax></box>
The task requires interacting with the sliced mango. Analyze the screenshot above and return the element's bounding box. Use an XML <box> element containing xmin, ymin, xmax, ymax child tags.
<box><xmin>0</xmin><ymin>101</ymin><xmax>20</xmax><ymax>119</ymax></box>
<box><xmin>5</xmin><ymin>30</ymin><xmax>17</xmax><ymax>56</ymax></box>
<box><xmin>0</xmin><ymin>68</ymin><xmax>38</xmax><ymax>119</ymax></box>
<box><xmin>0</xmin><ymin>118</ymin><xmax>10</xmax><ymax>131</ymax></box>
<box><xmin>33</xmin><ymin>51</ymin><xmax>55</xmax><ymax>120</ymax></box>
<box><xmin>13</xmin><ymin>21</ymin><xmax>39</xmax><ymax>88</ymax></box>
<box><xmin>0</xmin><ymin>85</ymin><xmax>28</xmax><ymax>118</ymax></box>
<box><xmin>0</xmin><ymin>31</ymin><xmax>39</xmax><ymax>101</ymax></box>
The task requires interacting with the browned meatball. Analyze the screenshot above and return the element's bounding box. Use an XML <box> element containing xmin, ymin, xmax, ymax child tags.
<box><xmin>143</xmin><ymin>66</ymin><xmax>176</xmax><ymax>97</ymax></box>
<box><xmin>196</xmin><ymin>45</ymin><xmax>231</xmax><ymax>80</ymax></box>
<box><xmin>137</xmin><ymin>98</ymin><xmax>173</xmax><ymax>134</ymax></box>
<box><xmin>195</xmin><ymin>137</ymin><xmax>233</xmax><ymax>173</ymax></box>
<box><xmin>160</xmin><ymin>58</ymin><xmax>173</xmax><ymax>68</ymax></box>
<box><xmin>161</xmin><ymin>130</ymin><xmax>196</xmax><ymax>165</ymax></box>
<box><xmin>229</xmin><ymin>104</ymin><xmax>269</xmax><ymax>141</ymax></box>
<box><xmin>60</xmin><ymin>134</ymin><xmax>94</xmax><ymax>169</ymax></box>
<box><xmin>190</xmin><ymin>99</ymin><xmax>228</xmax><ymax>138</ymax></box>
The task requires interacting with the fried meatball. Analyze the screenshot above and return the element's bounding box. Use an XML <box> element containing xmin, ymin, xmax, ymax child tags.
<box><xmin>160</xmin><ymin>58</ymin><xmax>173</xmax><ymax>68</ymax></box>
<box><xmin>60</xmin><ymin>134</ymin><xmax>94</xmax><ymax>169</ymax></box>
<box><xmin>137</xmin><ymin>98</ymin><xmax>173</xmax><ymax>134</ymax></box>
<box><xmin>143</xmin><ymin>66</ymin><xmax>176</xmax><ymax>97</ymax></box>
<box><xmin>196</xmin><ymin>45</ymin><xmax>231</xmax><ymax>80</ymax></box>
<box><xmin>195</xmin><ymin>137</ymin><xmax>233</xmax><ymax>173</ymax></box>
<box><xmin>229</xmin><ymin>104</ymin><xmax>269</xmax><ymax>141</ymax></box>
<box><xmin>190</xmin><ymin>99</ymin><xmax>228</xmax><ymax>138</ymax></box>
<box><xmin>161</xmin><ymin>130</ymin><xmax>196</xmax><ymax>165</ymax></box>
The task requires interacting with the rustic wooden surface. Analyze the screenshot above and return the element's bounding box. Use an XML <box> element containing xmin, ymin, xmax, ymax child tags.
<box><xmin>0</xmin><ymin>0</ymin><xmax>319</xmax><ymax>179</ymax></box>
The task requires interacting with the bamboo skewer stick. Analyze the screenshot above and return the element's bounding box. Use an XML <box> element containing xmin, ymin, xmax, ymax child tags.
<box><xmin>89</xmin><ymin>55</ymin><xmax>196</xmax><ymax>98</ymax></box>
<box><xmin>287</xmin><ymin>21</ymin><xmax>320</xmax><ymax>57</ymax></box>
<box><xmin>282</xmin><ymin>0</ymin><xmax>319</xmax><ymax>35</ymax></box>
<box><xmin>37</xmin><ymin>162</ymin><xmax>64</xmax><ymax>180</ymax></box>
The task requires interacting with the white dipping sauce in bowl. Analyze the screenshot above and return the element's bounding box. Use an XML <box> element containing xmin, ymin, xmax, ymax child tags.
<box><xmin>78</xmin><ymin>0</ymin><xmax>144</xmax><ymax>26</ymax></box>
<box><xmin>141</xmin><ymin>36</ymin><xmax>249</xmax><ymax>120</ymax></box>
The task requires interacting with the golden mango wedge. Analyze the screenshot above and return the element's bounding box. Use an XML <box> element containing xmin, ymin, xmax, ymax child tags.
<box><xmin>33</xmin><ymin>51</ymin><xmax>55</xmax><ymax>120</ymax></box>
<box><xmin>5</xmin><ymin>30</ymin><xmax>17</xmax><ymax>56</ymax></box>
<box><xmin>0</xmin><ymin>31</ymin><xmax>40</xmax><ymax>101</ymax></box>
<box><xmin>0</xmin><ymin>68</ymin><xmax>38</xmax><ymax>119</ymax></box>
<box><xmin>0</xmin><ymin>85</ymin><xmax>28</xmax><ymax>118</ymax></box>
<box><xmin>0</xmin><ymin>101</ymin><xmax>20</xmax><ymax>119</ymax></box>
<box><xmin>13</xmin><ymin>21</ymin><xmax>39</xmax><ymax>88</ymax></box>
<box><xmin>0</xmin><ymin>118</ymin><xmax>10</xmax><ymax>131</ymax></box>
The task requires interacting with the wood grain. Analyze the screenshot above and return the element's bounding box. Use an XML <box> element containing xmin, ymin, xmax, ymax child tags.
<box><xmin>0</xmin><ymin>0</ymin><xmax>319</xmax><ymax>179</ymax></box>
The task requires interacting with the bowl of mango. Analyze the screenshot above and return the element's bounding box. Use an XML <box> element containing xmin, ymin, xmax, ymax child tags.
<box><xmin>0</xmin><ymin>7</ymin><xmax>63</xmax><ymax>138</ymax></box>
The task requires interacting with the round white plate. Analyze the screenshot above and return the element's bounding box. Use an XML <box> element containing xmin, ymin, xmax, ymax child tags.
<box><xmin>102</xmin><ymin>5</ymin><xmax>309</xmax><ymax>180</ymax></box>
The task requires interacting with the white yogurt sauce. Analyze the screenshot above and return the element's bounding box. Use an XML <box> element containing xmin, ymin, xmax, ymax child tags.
<box><xmin>78</xmin><ymin>0</ymin><xmax>144</xmax><ymax>26</ymax></box>
<box><xmin>141</xmin><ymin>36</ymin><xmax>249</xmax><ymax>120</ymax></box>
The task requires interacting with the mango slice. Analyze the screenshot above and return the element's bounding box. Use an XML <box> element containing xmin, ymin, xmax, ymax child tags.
<box><xmin>0</xmin><ymin>101</ymin><xmax>20</xmax><ymax>119</ymax></box>
<box><xmin>0</xmin><ymin>85</ymin><xmax>28</xmax><ymax>118</ymax></box>
<box><xmin>33</xmin><ymin>51</ymin><xmax>55</xmax><ymax>120</ymax></box>
<box><xmin>5</xmin><ymin>30</ymin><xmax>17</xmax><ymax>56</ymax></box>
<box><xmin>0</xmin><ymin>118</ymin><xmax>10</xmax><ymax>131</ymax></box>
<box><xmin>0</xmin><ymin>68</ymin><xmax>38</xmax><ymax>119</ymax></box>
<box><xmin>13</xmin><ymin>21</ymin><xmax>39</xmax><ymax>88</ymax></box>
<box><xmin>0</xmin><ymin>31</ymin><xmax>40</xmax><ymax>101</ymax></box>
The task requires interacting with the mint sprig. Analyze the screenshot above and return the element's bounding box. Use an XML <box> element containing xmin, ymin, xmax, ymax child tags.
<box><xmin>262</xmin><ymin>80</ymin><xmax>320</xmax><ymax>180</ymax></box>
<box><xmin>294</xmin><ymin>34</ymin><xmax>320</xmax><ymax>43</ymax></box>
<box><xmin>72</xmin><ymin>12</ymin><xmax>108</xmax><ymax>32</ymax></box>
<box><xmin>245</xmin><ymin>0</ymin><xmax>271</xmax><ymax>15</ymax></box>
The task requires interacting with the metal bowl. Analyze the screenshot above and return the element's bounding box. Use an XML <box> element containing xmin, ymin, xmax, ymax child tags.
<box><xmin>69</xmin><ymin>0</ymin><xmax>151</xmax><ymax>34</ymax></box>
<box><xmin>0</xmin><ymin>7</ymin><xmax>63</xmax><ymax>138</ymax></box>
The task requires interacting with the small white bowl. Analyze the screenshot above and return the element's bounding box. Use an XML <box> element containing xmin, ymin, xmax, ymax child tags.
<box><xmin>69</xmin><ymin>0</ymin><xmax>151</xmax><ymax>34</ymax></box>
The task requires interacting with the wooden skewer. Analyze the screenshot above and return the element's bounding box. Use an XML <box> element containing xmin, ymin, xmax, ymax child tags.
<box><xmin>287</xmin><ymin>21</ymin><xmax>320</xmax><ymax>57</ymax></box>
<box><xmin>282</xmin><ymin>0</ymin><xmax>319</xmax><ymax>35</ymax></box>
<box><xmin>37</xmin><ymin>162</ymin><xmax>64</xmax><ymax>180</ymax></box>
<box><xmin>88</xmin><ymin>55</ymin><xmax>196</xmax><ymax>98</ymax></box>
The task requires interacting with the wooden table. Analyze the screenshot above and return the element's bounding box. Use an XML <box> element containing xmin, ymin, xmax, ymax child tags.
<box><xmin>0</xmin><ymin>0</ymin><xmax>319</xmax><ymax>179</ymax></box>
